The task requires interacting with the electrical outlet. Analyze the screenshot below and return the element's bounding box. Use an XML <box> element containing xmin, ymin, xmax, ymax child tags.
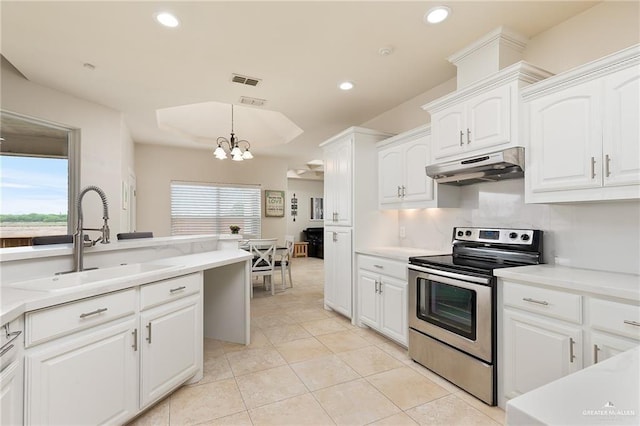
<box><xmin>399</xmin><ymin>226</ymin><xmax>406</xmax><ymax>238</ymax></box>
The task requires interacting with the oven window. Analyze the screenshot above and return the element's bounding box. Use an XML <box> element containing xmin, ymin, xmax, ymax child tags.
<box><xmin>417</xmin><ymin>277</ymin><xmax>476</xmax><ymax>340</ymax></box>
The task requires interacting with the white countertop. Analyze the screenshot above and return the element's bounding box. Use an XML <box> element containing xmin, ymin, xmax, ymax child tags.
<box><xmin>506</xmin><ymin>346</ymin><xmax>640</xmax><ymax>425</ymax></box>
<box><xmin>495</xmin><ymin>264</ymin><xmax>640</xmax><ymax>302</ymax></box>
<box><xmin>356</xmin><ymin>246</ymin><xmax>450</xmax><ymax>261</ymax></box>
<box><xmin>0</xmin><ymin>249</ymin><xmax>251</xmax><ymax>325</ymax></box>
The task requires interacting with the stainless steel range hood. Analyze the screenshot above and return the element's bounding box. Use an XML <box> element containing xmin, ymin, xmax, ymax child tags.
<box><xmin>426</xmin><ymin>147</ymin><xmax>525</xmax><ymax>186</ymax></box>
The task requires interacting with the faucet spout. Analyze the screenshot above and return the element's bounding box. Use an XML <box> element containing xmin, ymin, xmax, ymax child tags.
<box><xmin>73</xmin><ymin>185</ymin><xmax>110</xmax><ymax>272</ymax></box>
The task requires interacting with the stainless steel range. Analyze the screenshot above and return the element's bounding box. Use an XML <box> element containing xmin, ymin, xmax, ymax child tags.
<box><xmin>408</xmin><ymin>227</ymin><xmax>543</xmax><ymax>405</ymax></box>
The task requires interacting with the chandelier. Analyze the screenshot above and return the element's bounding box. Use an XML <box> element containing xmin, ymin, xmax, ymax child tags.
<box><xmin>213</xmin><ymin>104</ymin><xmax>254</xmax><ymax>161</ymax></box>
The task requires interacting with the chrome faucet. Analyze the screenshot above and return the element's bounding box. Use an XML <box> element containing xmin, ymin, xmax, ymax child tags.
<box><xmin>73</xmin><ymin>185</ymin><xmax>110</xmax><ymax>272</ymax></box>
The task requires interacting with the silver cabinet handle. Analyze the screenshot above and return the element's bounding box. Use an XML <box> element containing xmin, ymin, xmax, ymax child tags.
<box><xmin>332</xmin><ymin>232</ymin><xmax>337</xmax><ymax>242</ymax></box>
<box><xmin>591</xmin><ymin>157</ymin><xmax>596</xmax><ymax>179</ymax></box>
<box><xmin>379</xmin><ymin>281</ymin><xmax>383</xmax><ymax>294</ymax></box>
<box><xmin>397</xmin><ymin>186</ymin><xmax>402</xmax><ymax>198</ymax></box>
<box><xmin>623</xmin><ymin>320</ymin><xmax>640</xmax><ymax>327</ymax></box>
<box><xmin>79</xmin><ymin>307</ymin><xmax>108</xmax><ymax>318</ymax></box>
<box><xmin>132</xmin><ymin>328</ymin><xmax>138</xmax><ymax>351</ymax></box>
<box><xmin>569</xmin><ymin>337</ymin><xmax>576</xmax><ymax>363</ymax></box>
<box><xmin>466</xmin><ymin>128</ymin><xmax>471</xmax><ymax>144</ymax></box>
<box><xmin>146</xmin><ymin>322</ymin><xmax>152</xmax><ymax>344</ymax></box>
<box><xmin>170</xmin><ymin>286</ymin><xmax>186</xmax><ymax>293</ymax></box>
<box><xmin>522</xmin><ymin>297</ymin><xmax>549</xmax><ymax>306</ymax></box>
<box><xmin>373</xmin><ymin>264</ymin><xmax>384</xmax><ymax>269</ymax></box>
<box><xmin>459</xmin><ymin>130</ymin><xmax>464</xmax><ymax>146</ymax></box>
<box><xmin>401</xmin><ymin>186</ymin><xmax>406</xmax><ymax>197</ymax></box>
<box><xmin>374</xmin><ymin>280</ymin><xmax>379</xmax><ymax>294</ymax></box>
<box><xmin>0</xmin><ymin>344</ymin><xmax>14</xmax><ymax>357</ymax></box>
<box><xmin>593</xmin><ymin>344</ymin><xmax>600</xmax><ymax>364</ymax></box>
<box><xmin>605</xmin><ymin>154</ymin><xmax>611</xmax><ymax>177</ymax></box>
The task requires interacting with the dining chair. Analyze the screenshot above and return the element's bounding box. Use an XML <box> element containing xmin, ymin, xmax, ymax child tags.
<box><xmin>275</xmin><ymin>235</ymin><xmax>295</xmax><ymax>291</ymax></box>
<box><xmin>248</xmin><ymin>238</ymin><xmax>278</xmax><ymax>297</ymax></box>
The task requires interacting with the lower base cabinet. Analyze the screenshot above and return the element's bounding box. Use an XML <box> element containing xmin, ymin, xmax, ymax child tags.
<box><xmin>1</xmin><ymin>357</ymin><xmax>24</xmax><ymax>426</ymax></box>
<box><xmin>25</xmin><ymin>317</ymin><xmax>138</xmax><ymax>425</ymax></box>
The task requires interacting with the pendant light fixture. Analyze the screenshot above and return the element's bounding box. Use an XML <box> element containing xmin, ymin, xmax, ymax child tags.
<box><xmin>214</xmin><ymin>104</ymin><xmax>254</xmax><ymax>161</ymax></box>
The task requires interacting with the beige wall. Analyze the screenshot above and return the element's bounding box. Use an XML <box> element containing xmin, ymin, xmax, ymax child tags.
<box><xmin>135</xmin><ymin>143</ymin><xmax>288</xmax><ymax>239</ymax></box>
<box><xmin>1</xmin><ymin>60</ymin><xmax>133</xmax><ymax>235</ymax></box>
<box><xmin>286</xmin><ymin>178</ymin><xmax>324</xmax><ymax>242</ymax></box>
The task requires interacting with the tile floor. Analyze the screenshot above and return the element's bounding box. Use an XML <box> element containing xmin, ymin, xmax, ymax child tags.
<box><xmin>129</xmin><ymin>257</ymin><xmax>506</xmax><ymax>425</ymax></box>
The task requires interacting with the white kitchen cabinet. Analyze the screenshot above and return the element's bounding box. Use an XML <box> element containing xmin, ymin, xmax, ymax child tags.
<box><xmin>324</xmin><ymin>227</ymin><xmax>353</xmax><ymax>318</ymax></box>
<box><xmin>1</xmin><ymin>357</ymin><xmax>23</xmax><ymax>426</ymax></box>
<box><xmin>523</xmin><ymin>44</ymin><xmax>640</xmax><ymax>203</ymax></box>
<box><xmin>356</xmin><ymin>255</ymin><xmax>408</xmax><ymax>346</ymax></box>
<box><xmin>589</xmin><ymin>331</ymin><xmax>638</xmax><ymax>365</ymax></box>
<box><xmin>323</xmin><ymin>135</ymin><xmax>353</xmax><ymax>226</ymax></box>
<box><xmin>378</xmin><ymin>125</ymin><xmax>458</xmax><ymax>209</ymax></box>
<box><xmin>503</xmin><ymin>309</ymin><xmax>582</xmax><ymax>400</ymax></box>
<box><xmin>423</xmin><ymin>62</ymin><xmax>551</xmax><ymax>162</ymax></box>
<box><xmin>24</xmin><ymin>316</ymin><xmax>138</xmax><ymax>425</ymax></box>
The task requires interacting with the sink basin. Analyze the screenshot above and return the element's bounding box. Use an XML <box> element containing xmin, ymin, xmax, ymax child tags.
<box><xmin>6</xmin><ymin>263</ymin><xmax>180</xmax><ymax>292</ymax></box>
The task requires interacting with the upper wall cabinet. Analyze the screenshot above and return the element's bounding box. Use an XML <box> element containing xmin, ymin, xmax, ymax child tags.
<box><xmin>377</xmin><ymin>125</ymin><xmax>459</xmax><ymax>209</ymax></box>
<box><xmin>523</xmin><ymin>44</ymin><xmax>640</xmax><ymax>203</ymax></box>
<box><xmin>423</xmin><ymin>62</ymin><xmax>552</xmax><ymax>162</ymax></box>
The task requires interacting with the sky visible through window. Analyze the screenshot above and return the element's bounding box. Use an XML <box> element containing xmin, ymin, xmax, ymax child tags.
<box><xmin>1</xmin><ymin>156</ymin><xmax>68</xmax><ymax>215</ymax></box>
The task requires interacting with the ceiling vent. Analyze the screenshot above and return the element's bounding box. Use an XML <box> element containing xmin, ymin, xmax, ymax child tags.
<box><xmin>239</xmin><ymin>96</ymin><xmax>267</xmax><ymax>106</ymax></box>
<box><xmin>231</xmin><ymin>73</ymin><xmax>261</xmax><ymax>86</ymax></box>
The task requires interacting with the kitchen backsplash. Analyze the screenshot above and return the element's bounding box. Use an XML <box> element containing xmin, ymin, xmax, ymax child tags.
<box><xmin>399</xmin><ymin>180</ymin><xmax>640</xmax><ymax>275</ymax></box>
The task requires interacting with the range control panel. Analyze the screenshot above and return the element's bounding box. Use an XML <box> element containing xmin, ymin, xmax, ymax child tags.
<box><xmin>453</xmin><ymin>227</ymin><xmax>535</xmax><ymax>245</ymax></box>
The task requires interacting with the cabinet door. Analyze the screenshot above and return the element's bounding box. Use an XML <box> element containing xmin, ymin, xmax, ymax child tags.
<box><xmin>431</xmin><ymin>104</ymin><xmax>465</xmax><ymax>159</ymax></box>
<box><xmin>334</xmin><ymin>138</ymin><xmax>353</xmax><ymax>226</ymax></box>
<box><xmin>603</xmin><ymin>67</ymin><xmax>640</xmax><ymax>187</ymax></box>
<box><xmin>24</xmin><ymin>318</ymin><xmax>137</xmax><ymax>425</ymax></box>
<box><xmin>503</xmin><ymin>309</ymin><xmax>582</xmax><ymax>400</ymax></box>
<box><xmin>358</xmin><ymin>270</ymin><xmax>379</xmax><ymax>328</ymax></box>
<box><xmin>402</xmin><ymin>137</ymin><xmax>433</xmax><ymax>203</ymax></box>
<box><xmin>378</xmin><ymin>147</ymin><xmax>403</xmax><ymax>206</ymax></box>
<box><xmin>379</xmin><ymin>276</ymin><xmax>408</xmax><ymax>346</ymax></box>
<box><xmin>590</xmin><ymin>331</ymin><xmax>639</xmax><ymax>366</ymax></box>
<box><xmin>466</xmin><ymin>84</ymin><xmax>512</xmax><ymax>152</ymax></box>
<box><xmin>528</xmin><ymin>81</ymin><xmax>603</xmax><ymax>193</ymax></box>
<box><xmin>324</xmin><ymin>228</ymin><xmax>352</xmax><ymax>318</ymax></box>
<box><xmin>323</xmin><ymin>145</ymin><xmax>338</xmax><ymax>226</ymax></box>
<box><xmin>140</xmin><ymin>295</ymin><xmax>199</xmax><ymax>408</ymax></box>
<box><xmin>1</xmin><ymin>357</ymin><xmax>23</xmax><ymax>426</ymax></box>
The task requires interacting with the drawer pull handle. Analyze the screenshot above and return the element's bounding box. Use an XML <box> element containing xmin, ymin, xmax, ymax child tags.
<box><xmin>146</xmin><ymin>323</ymin><xmax>152</xmax><ymax>344</ymax></box>
<box><xmin>79</xmin><ymin>307</ymin><xmax>108</xmax><ymax>318</ymax></box>
<box><xmin>0</xmin><ymin>344</ymin><xmax>14</xmax><ymax>358</ymax></box>
<box><xmin>593</xmin><ymin>344</ymin><xmax>600</xmax><ymax>364</ymax></box>
<box><xmin>623</xmin><ymin>320</ymin><xmax>640</xmax><ymax>327</ymax></box>
<box><xmin>522</xmin><ymin>297</ymin><xmax>549</xmax><ymax>306</ymax></box>
<box><xmin>605</xmin><ymin>154</ymin><xmax>611</xmax><ymax>177</ymax></box>
<box><xmin>569</xmin><ymin>337</ymin><xmax>576</xmax><ymax>363</ymax></box>
<box><xmin>1</xmin><ymin>330</ymin><xmax>22</xmax><ymax>351</ymax></box>
<box><xmin>466</xmin><ymin>128</ymin><xmax>471</xmax><ymax>144</ymax></box>
<box><xmin>590</xmin><ymin>157</ymin><xmax>596</xmax><ymax>179</ymax></box>
<box><xmin>170</xmin><ymin>286</ymin><xmax>186</xmax><ymax>293</ymax></box>
<box><xmin>132</xmin><ymin>329</ymin><xmax>138</xmax><ymax>352</ymax></box>
<box><xmin>459</xmin><ymin>131</ymin><xmax>464</xmax><ymax>146</ymax></box>
<box><xmin>373</xmin><ymin>264</ymin><xmax>384</xmax><ymax>269</ymax></box>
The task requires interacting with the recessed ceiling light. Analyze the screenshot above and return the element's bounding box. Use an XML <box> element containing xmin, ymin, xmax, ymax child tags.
<box><xmin>338</xmin><ymin>81</ymin><xmax>355</xmax><ymax>91</ymax></box>
<box><xmin>424</xmin><ymin>6</ymin><xmax>451</xmax><ymax>24</ymax></box>
<box><xmin>155</xmin><ymin>12</ymin><xmax>180</xmax><ymax>28</ymax></box>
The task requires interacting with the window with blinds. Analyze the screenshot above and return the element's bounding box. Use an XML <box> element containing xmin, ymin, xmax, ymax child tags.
<box><xmin>170</xmin><ymin>181</ymin><xmax>261</xmax><ymax>237</ymax></box>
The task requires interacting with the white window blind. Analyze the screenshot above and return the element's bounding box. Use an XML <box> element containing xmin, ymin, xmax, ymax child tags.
<box><xmin>171</xmin><ymin>181</ymin><xmax>261</xmax><ymax>237</ymax></box>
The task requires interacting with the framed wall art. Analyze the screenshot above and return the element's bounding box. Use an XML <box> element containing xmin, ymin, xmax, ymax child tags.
<box><xmin>265</xmin><ymin>190</ymin><xmax>285</xmax><ymax>217</ymax></box>
<box><xmin>310</xmin><ymin>197</ymin><xmax>323</xmax><ymax>220</ymax></box>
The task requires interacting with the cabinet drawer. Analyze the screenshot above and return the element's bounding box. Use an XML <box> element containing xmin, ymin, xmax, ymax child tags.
<box><xmin>358</xmin><ymin>255</ymin><xmax>407</xmax><ymax>280</ymax></box>
<box><xmin>25</xmin><ymin>289</ymin><xmax>136</xmax><ymax>347</ymax></box>
<box><xmin>503</xmin><ymin>282</ymin><xmax>582</xmax><ymax>324</ymax></box>
<box><xmin>140</xmin><ymin>273</ymin><xmax>201</xmax><ymax>311</ymax></box>
<box><xmin>589</xmin><ymin>298</ymin><xmax>640</xmax><ymax>340</ymax></box>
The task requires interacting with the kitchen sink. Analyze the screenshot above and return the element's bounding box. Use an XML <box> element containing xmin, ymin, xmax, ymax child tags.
<box><xmin>6</xmin><ymin>263</ymin><xmax>181</xmax><ymax>292</ymax></box>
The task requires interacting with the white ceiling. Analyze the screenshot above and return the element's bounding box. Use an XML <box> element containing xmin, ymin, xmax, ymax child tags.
<box><xmin>0</xmin><ymin>1</ymin><xmax>598</xmax><ymax>172</ymax></box>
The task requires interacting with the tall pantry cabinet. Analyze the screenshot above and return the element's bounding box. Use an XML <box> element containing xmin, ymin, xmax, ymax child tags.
<box><xmin>321</xmin><ymin>127</ymin><xmax>395</xmax><ymax>319</ymax></box>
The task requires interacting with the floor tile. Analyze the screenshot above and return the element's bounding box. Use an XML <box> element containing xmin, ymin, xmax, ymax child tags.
<box><xmin>198</xmin><ymin>351</ymin><xmax>233</xmax><ymax>384</ymax></box>
<box><xmin>169</xmin><ymin>379</ymin><xmax>245</xmax><ymax>425</ymax></box>
<box><xmin>198</xmin><ymin>410</ymin><xmax>253</xmax><ymax>425</ymax></box>
<box><xmin>274</xmin><ymin>337</ymin><xmax>332</xmax><ymax>364</ymax></box>
<box><xmin>316</xmin><ymin>330</ymin><xmax>371</xmax><ymax>353</ymax></box>
<box><xmin>366</xmin><ymin>367</ymin><xmax>449</xmax><ymax>410</ymax></box>
<box><xmin>287</xmin><ymin>307</ymin><xmax>333</xmax><ymax>322</ymax></box>
<box><xmin>290</xmin><ymin>354</ymin><xmax>360</xmax><ymax>391</ymax></box>
<box><xmin>248</xmin><ymin>393</ymin><xmax>334</xmax><ymax>425</ymax></box>
<box><xmin>226</xmin><ymin>347</ymin><xmax>287</xmax><ymax>376</ymax></box>
<box><xmin>262</xmin><ymin>323</ymin><xmax>312</xmax><ymax>345</ymax></box>
<box><xmin>300</xmin><ymin>318</ymin><xmax>349</xmax><ymax>336</ymax></box>
<box><xmin>405</xmin><ymin>394</ymin><xmax>499</xmax><ymax>426</ymax></box>
<box><xmin>313</xmin><ymin>378</ymin><xmax>401</xmax><ymax>425</ymax></box>
<box><xmin>252</xmin><ymin>312</ymin><xmax>298</xmax><ymax>329</ymax></box>
<box><xmin>337</xmin><ymin>345</ymin><xmax>404</xmax><ymax>377</ymax></box>
<box><xmin>128</xmin><ymin>395</ymin><xmax>170</xmax><ymax>426</ymax></box>
<box><xmin>235</xmin><ymin>365</ymin><xmax>308</xmax><ymax>409</ymax></box>
<box><xmin>454</xmin><ymin>390</ymin><xmax>506</xmax><ymax>424</ymax></box>
<box><xmin>368</xmin><ymin>411</ymin><xmax>419</xmax><ymax>425</ymax></box>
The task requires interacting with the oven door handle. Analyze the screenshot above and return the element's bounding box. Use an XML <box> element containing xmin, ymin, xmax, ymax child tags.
<box><xmin>408</xmin><ymin>265</ymin><xmax>491</xmax><ymax>285</ymax></box>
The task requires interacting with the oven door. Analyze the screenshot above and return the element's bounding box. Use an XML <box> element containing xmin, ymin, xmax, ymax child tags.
<box><xmin>408</xmin><ymin>265</ymin><xmax>493</xmax><ymax>363</ymax></box>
